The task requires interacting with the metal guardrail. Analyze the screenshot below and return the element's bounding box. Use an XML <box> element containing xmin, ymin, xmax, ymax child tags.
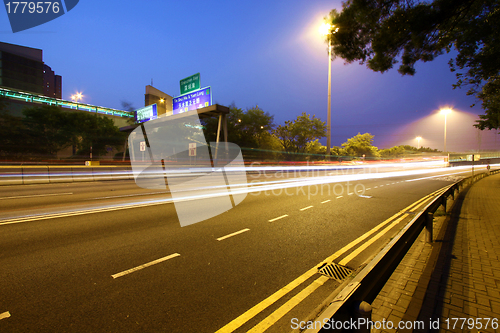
<box><xmin>305</xmin><ymin>168</ymin><xmax>500</xmax><ymax>332</ymax></box>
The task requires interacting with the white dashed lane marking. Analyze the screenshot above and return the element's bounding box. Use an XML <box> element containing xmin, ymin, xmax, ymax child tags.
<box><xmin>269</xmin><ymin>215</ymin><xmax>288</xmax><ymax>222</ymax></box>
<box><xmin>217</xmin><ymin>229</ymin><xmax>250</xmax><ymax>241</ymax></box>
<box><xmin>112</xmin><ymin>253</ymin><xmax>181</xmax><ymax>279</ymax></box>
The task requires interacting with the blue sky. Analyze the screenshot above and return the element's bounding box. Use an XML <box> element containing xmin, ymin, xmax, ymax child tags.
<box><xmin>1</xmin><ymin>0</ymin><xmax>498</xmax><ymax>151</ymax></box>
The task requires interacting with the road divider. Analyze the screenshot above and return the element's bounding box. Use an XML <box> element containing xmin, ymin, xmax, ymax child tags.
<box><xmin>0</xmin><ymin>165</ymin><xmax>135</xmax><ymax>186</ymax></box>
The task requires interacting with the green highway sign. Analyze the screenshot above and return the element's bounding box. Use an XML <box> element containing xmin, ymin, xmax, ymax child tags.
<box><xmin>180</xmin><ymin>73</ymin><xmax>200</xmax><ymax>95</ymax></box>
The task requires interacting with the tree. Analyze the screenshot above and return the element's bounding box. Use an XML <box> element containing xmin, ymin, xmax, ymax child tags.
<box><xmin>341</xmin><ymin>133</ymin><xmax>380</xmax><ymax>158</ymax></box>
<box><xmin>68</xmin><ymin>111</ymin><xmax>125</xmax><ymax>157</ymax></box>
<box><xmin>379</xmin><ymin>145</ymin><xmax>406</xmax><ymax>158</ymax></box>
<box><xmin>22</xmin><ymin>105</ymin><xmax>74</xmax><ymax>156</ymax></box>
<box><xmin>0</xmin><ymin>96</ymin><xmax>26</xmax><ymax>157</ymax></box>
<box><xmin>201</xmin><ymin>104</ymin><xmax>275</xmax><ymax>149</ymax></box>
<box><xmin>325</xmin><ymin>0</ymin><xmax>500</xmax><ymax>130</ymax></box>
<box><xmin>121</xmin><ymin>100</ymin><xmax>137</xmax><ymax>126</ymax></box>
<box><xmin>273</xmin><ymin>113</ymin><xmax>326</xmax><ymax>159</ymax></box>
<box><xmin>21</xmin><ymin>105</ymin><xmax>125</xmax><ymax>158</ymax></box>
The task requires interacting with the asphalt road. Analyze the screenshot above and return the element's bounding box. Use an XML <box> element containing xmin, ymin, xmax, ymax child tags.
<box><xmin>0</xmin><ymin>164</ymin><xmax>488</xmax><ymax>332</ymax></box>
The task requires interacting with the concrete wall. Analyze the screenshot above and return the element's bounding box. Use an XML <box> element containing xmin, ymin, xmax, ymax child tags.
<box><xmin>0</xmin><ymin>166</ymin><xmax>134</xmax><ymax>186</ymax></box>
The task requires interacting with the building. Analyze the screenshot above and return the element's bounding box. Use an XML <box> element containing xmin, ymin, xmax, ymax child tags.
<box><xmin>43</xmin><ymin>64</ymin><xmax>62</xmax><ymax>99</ymax></box>
<box><xmin>0</xmin><ymin>41</ymin><xmax>61</xmax><ymax>98</ymax></box>
<box><xmin>144</xmin><ymin>85</ymin><xmax>173</xmax><ymax>117</ymax></box>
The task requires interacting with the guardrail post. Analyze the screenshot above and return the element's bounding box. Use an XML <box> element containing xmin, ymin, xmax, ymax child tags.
<box><xmin>426</xmin><ymin>212</ymin><xmax>433</xmax><ymax>243</ymax></box>
<box><xmin>354</xmin><ymin>301</ymin><xmax>372</xmax><ymax>333</ymax></box>
<box><xmin>442</xmin><ymin>196</ymin><xmax>447</xmax><ymax>213</ymax></box>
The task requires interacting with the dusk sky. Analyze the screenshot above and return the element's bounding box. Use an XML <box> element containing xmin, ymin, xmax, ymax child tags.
<box><xmin>1</xmin><ymin>0</ymin><xmax>498</xmax><ymax>151</ymax></box>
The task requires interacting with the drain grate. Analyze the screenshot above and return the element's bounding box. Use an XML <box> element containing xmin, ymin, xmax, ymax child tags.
<box><xmin>317</xmin><ymin>262</ymin><xmax>352</xmax><ymax>282</ymax></box>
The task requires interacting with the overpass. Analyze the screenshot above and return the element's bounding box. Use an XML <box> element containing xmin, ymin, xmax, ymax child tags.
<box><xmin>0</xmin><ymin>87</ymin><xmax>134</xmax><ymax>127</ymax></box>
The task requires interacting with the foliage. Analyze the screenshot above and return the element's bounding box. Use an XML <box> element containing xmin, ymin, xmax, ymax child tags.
<box><xmin>121</xmin><ymin>100</ymin><xmax>137</xmax><ymax>125</ymax></box>
<box><xmin>341</xmin><ymin>132</ymin><xmax>380</xmax><ymax>158</ymax></box>
<box><xmin>0</xmin><ymin>96</ymin><xmax>26</xmax><ymax>157</ymax></box>
<box><xmin>326</xmin><ymin>0</ymin><xmax>500</xmax><ymax>130</ymax></box>
<box><xmin>379</xmin><ymin>145</ymin><xmax>406</xmax><ymax>158</ymax></box>
<box><xmin>273</xmin><ymin>113</ymin><xmax>326</xmax><ymax>159</ymax></box>
<box><xmin>201</xmin><ymin>104</ymin><xmax>275</xmax><ymax>150</ymax></box>
<box><xmin>0</xmin><ymin>105</ymin><xmax>125</xmax><ymax>158</ymax></box>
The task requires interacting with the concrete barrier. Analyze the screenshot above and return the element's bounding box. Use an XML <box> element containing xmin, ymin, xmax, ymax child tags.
<box><xmin>0</xmin><ymin>166</ymin><xmax>23</xmax><ymax>185</ymax></box>
<box><xmin>48</xmin><ymin>166</ymin><xmax>74</xmax><ymax>183</ymax></box>
<box><xmin>71</xmin><ymin>167</ymin><xmax>95</xmax><ymax>182</ymax></box>
<box><xmin>0</xmin><ymin>165</ymin><xmax>136</xmax><ymax>186</ymax></box>
<box><xmin>111</xmin><ymin>166</ymin><xmax>134</xmax><ymax>181</ymax></box>
<box><xmin>92</xmin><ymin>167</ymin><xmax>112</xmax><ymax>181</ymax></box>
<box><xmin>22</xmin><ymin>166</ymin><xmax>49</xmax><ymax>185</ymax></box>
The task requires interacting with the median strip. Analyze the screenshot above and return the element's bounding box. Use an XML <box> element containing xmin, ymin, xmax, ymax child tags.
<box><xmin>112</xmin><ymin>253</ymin><xmax>180</xmax><ymax>279</ymax></box>
<box><xmin>217</xmin><ymin>228</ymin><xmax>250</xmax><ymax>241</ymax></box>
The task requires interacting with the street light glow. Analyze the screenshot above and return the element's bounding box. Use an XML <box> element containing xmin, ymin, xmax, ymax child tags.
<box><xmin>439</xmin><ymin>108</ymin><xmax>453</xmax><ymax>152</ymax></box>
<box><xmin>416</xmin><ymin>136</ymin><xmax>422</xmax><ymax>149</ymax></box>
<box><xmin>71</xmin><ymin>92</ymin><xmax>83</xmax><ymax>103</ymax></box>
<box><xmin>319</xmin><ymin>22</ymin><xmax>332</xmax><ymax>36</ymax></box>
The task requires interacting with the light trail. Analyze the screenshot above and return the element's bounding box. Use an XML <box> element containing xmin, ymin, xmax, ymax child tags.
<box><xmin>0</xmin><ymin>164</ymin><xmax>495</xmax><ymax>225</ymax></box>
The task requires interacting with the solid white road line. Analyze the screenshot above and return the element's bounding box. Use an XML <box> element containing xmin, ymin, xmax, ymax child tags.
<box><xmin>112</xmin><ymin>253</ymin><xmax>180</xmax><ymax>279</ymax></box>
<box><xmin>299</xmin><ymin>206</ymin><xmax>313</xmax><ymax>211</ymax></box>
<box><xmin>0</xmin><ymin>192</ymin><xmax>72</xmax><ymax>200</ymax></box>
<box><xmin>0</xmin><ymin>311</ymin><xmax>11</xmax><ymax>320</ymax></box>
<box><xmin>405</xmin><ymin>170</ymin><xmax>470</xmax><ymax>182</ymax></box>
<box><xmin>268</xmin><ymin>215</ymin><xmax>288</xmax><ymax>222</ymax></box>
<box><xmin>87</xmin><ymin>191</ymin><xmax>170</xmax><ymax>200</ymax></box>
<box><xmin>217</xmin><ymin>228</ymin><xmax>250</xmax><ymax>241</ymax></box>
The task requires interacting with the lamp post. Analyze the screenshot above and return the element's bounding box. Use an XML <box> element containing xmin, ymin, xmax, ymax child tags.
<box><xmin>416</xmin><ymin>136</ymin><xmax>422</xmax><ymax>149</ymax></box>
<box><xmin>440</xmin><ymin>108</ymin><xmax>452</xmax><ymax>153</ymax></box>
<box><xmin>319</xmin><ymin>22</ymin><xmax>338</xmax><ymax>158</ymax></box>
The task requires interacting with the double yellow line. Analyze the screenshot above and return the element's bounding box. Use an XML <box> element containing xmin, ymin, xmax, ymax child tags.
<box><xmin>216</xmin><ymin>185</ymin><xmax>450</xmax><ymax>333</ymax></box>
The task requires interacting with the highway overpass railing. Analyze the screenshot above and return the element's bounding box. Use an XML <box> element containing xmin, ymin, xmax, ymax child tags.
<box><xmin>304</xmin><ymin>168</ymin><xmax>500</xmax><ymax>333</ymax></box>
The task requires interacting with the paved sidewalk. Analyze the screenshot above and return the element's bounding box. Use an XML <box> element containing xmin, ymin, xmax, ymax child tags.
<box><xmin>371</xmin><ymin>173</ymin><xmax>500</xmax><ymax>332</ymax></box>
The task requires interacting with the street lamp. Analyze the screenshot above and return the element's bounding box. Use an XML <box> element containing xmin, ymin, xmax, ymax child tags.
<box><xmin>440</xmin><ymin>108</ymin><xmax>452</xmax><ymax>152</ymax></box>
<box><xmin>319</xmin><ymin>22</ymin><xmax>338</xmax><ymax>158</ymax></box>
<box><xmin>71</xmin><ymin>92</ymin><xmax>83</xmax><ymax>103</ymax></box>
<box><xmin>416</xmin><ymin>136</ymin><xmax>422</xmax><ymax>149</ymax></box>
